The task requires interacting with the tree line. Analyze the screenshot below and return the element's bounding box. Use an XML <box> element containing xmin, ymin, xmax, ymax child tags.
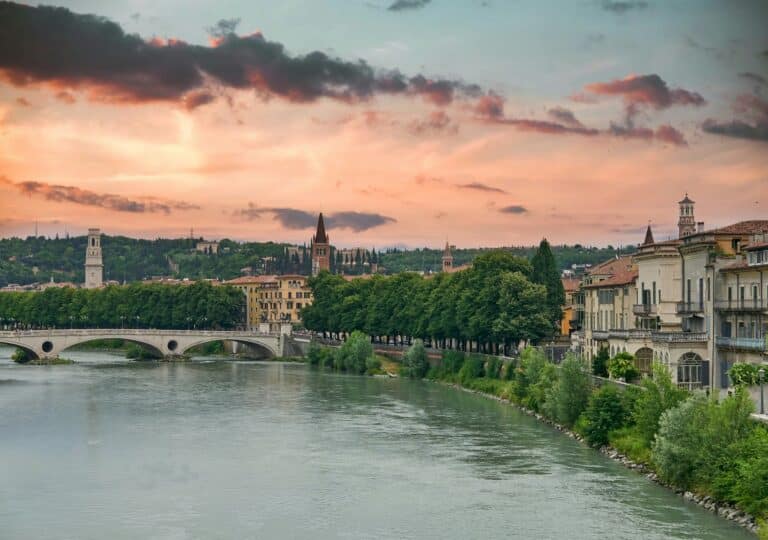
<box><xmin>0</xmin><ymin>281</ymin><xmax>245</xmax><ymax>330</ymax></box>
<box><xmin>301</xmin><ymin>241</ymin><xmax>566</xmax><ymax>353</ymax></box>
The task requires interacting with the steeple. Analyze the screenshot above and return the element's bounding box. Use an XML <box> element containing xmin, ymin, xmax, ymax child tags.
<box><xmin>442</xmin><ymin>241</ymin><xmax>454</xmax><ymax>272</ymax></box>
<box><xmin>84</xmin><ymin>228</ymin><xmax>103</xmax><ymax>289</ymax></box>
<box><xmin>642</xmin><ymin>223</ymin><xmax>655</xmax><ymax>246</ymax></box>
<box><xmin>311</xmin><ymin>213</ymin><xmax>330</xmax><ymax>276</ymax></box>
<box><xmin>313</xmin><ymin>212</ymin><xmax>329</xmax><ymax>244</ymax></box>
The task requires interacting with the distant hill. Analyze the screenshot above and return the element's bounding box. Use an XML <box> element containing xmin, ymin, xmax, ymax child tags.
<box><xmin>0</xmin><ymin>235</ymin><xmax>635</xmax><ymax>287</ymax></box>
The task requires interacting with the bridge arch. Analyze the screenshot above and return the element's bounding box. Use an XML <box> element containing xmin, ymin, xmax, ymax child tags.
<box><xmin>0</xmin><ymin>339</ymin><xmax>40</xmax><ymax>361</ymax></box>
<box><xmin>58</xmin><ymin>337</ymin><xmax>165</xmax><ymax>359</ymax></box>
<box><xmin>180</xmin><ymin>337</ymin><xmax>277</xmax><ymax>358</ymax></box>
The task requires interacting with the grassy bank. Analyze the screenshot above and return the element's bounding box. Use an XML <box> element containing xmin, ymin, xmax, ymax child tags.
<box><xmin>400</xmin><ymin>344</ymin><xmax>767</xmax><ymax>536</ymax></box>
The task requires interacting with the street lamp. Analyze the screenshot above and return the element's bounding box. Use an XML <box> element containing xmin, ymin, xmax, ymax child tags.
<box><xmin>69</xmin><ymin>315</ymin><xmax>74</xmax><ymax>329</ymax></box>
<box><xmin>186</xmin><ymin>316</ymin><xmax>192</xmax><ymax>330</ymax></box>
<box><xmin>759</xmin><ymin>367</ymin><xmax>765</xmax><ymax>415</ymax></box>
<box><xmin>135</xmin><ymin>315</ymin><xmax>141</xmax><ymax>329</ymax></box>
<box><xmin>120</xmin><ymin>315</ymin><xmax>125</xmax><ymax>329</ymax></box>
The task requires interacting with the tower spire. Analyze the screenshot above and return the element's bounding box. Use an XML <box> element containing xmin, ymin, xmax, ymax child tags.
<box><xmin>643</xmin><ymin>222</ymin><xmax>655</xmax><ymax>246</ymax></box>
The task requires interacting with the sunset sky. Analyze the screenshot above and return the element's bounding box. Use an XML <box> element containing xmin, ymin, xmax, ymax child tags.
<box><xmin>0</xmin><ymin>0</ymin><xmax>766</xmax><ymax>248</ymax></box>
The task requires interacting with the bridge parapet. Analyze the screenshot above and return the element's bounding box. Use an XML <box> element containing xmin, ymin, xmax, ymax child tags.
<box><xmin>0</xmin><ymin>329</ymin><xmax>284</xmax><ymax>360</ymax></box>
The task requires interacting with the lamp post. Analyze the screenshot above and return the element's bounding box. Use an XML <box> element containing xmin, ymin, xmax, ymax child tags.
<box><xmin>120</xmin><ymin>316</ymin><xmax>125</xmax><ymax>329</ymax></box>
<box><xmin>186</xmin><ymin>317</ymin><xmax>192</xmax><ymax>331</ymax></box>
<box><xmin>135</xmin><ymin>315</ymin><xmax>141</xmax><ymax>329</ymax></box>
<box><xmin>759</xmin><ymin>367</ymin><xmax>765</xmax><ymax>415</ymax></box>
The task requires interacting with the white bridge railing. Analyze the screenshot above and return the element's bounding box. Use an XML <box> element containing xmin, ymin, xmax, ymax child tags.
<box><xmin>0</xmin><ymin>329</ymin><xmax>279</xmax><ymax>338</ymax></box>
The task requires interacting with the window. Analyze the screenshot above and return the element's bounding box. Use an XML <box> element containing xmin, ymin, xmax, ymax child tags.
<box><xmin>653</xmin><ymin>281</ymin><xmax>656</xmax><ymax>304</ymax></box>
<box><xmin>698</xmin><ymin>278</ymin><xmax>703</xmax><ymax>306</ymax></box>
<box><xmin>707</xmin><ymin>277</ymin><xmax>711</xmax><ymax>301</ymax></box>
<box><xmin>686</xmin><ymin>279</ymin><xmax>691</xmax><ymax>304</ymax></box>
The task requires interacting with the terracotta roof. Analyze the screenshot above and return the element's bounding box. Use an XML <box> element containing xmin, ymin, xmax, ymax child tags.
<box><xmin>224</xmin><ymin>275</ymin><xmax>277</xmax><ymax>285</ymax></box>
<box><xmin>584</xmin><ymin>256</ymin><xmax>637</xmax><ymax>288</ymax></box>
<box><xmin>561</xmin><ymin>277</ymin><xmax>581</xmax><ymax>293</ymax></box>
<box><xmin>702</xmin><ymin>220</ymin><xmax>768</xmax><ymax>236</ymax></box>
<box><xmin>745</xmin><ymin>241</ymin><xmax>768</xmax><ymax>251</ymax></box>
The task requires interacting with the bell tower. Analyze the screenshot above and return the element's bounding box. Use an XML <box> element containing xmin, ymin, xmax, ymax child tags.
<box><xmin>311</xmin><ymin>213</ymin><xmax>330</xmax><ymax>276</ymax></box>
<box><xmin>441</xmin><ymin>242</ymin><xmax>454</xmax><ymax>272</ymax></box>
<box><xmin>677</xmin><ymin>194</ymin><xmax>696</xmax><ymax>238</ymax></box>
<box><xmin>84</xmin><ymin>228</ymin><xmax>103</xmax><ymax>289</ymax></box>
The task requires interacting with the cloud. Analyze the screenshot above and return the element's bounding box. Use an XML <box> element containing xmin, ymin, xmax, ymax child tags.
<box><xmin>473</xmin><ymin>93</ymin><xmax>599</xmax><ymax>136</ymax></box>
<box><xmin>547</xmin><ymin>107</ymin><xmax>585</xmax><ymax>128</ymax></box>
<box><xmin>609</xmin><ymin>122</ymin><xmax>687</xmax><ymax>146</ymax></box>
<box><xmin>702</xmin><ymin>91</ymin><xmax>768</xmax><ymax>142</ymax></box>
<box><xmin>499</xmin><ymin>205</ymin><xmax>528</xmax><ymax>214</ymax></box>
<box><xmin>583</xmin><ymin>74</ymin><xmax>705</xmax><ymax>112</ymax></box>
<box><xmin>457</xmin><ymin>182</ymin><xmax>507</xmax><ymax>194</ymax></box>
<box><xmin>15</xmin><ymin>97</ymin><xmax>30</xmax><ymax>107</ymax></box>
<box><xmin>407</xmin><ymin>110</ymin><xmax>458</xmax><ymax>135</ymax></box>
<box><xmin>0</xmin><ymin>176</ymin><xmax>199</xmax><ymax>213</ymax></box>
<box><xmin>600</xmin><ymin>1</ymin><xmax>648</xmax><ymax>14</ymax></box>
<box><xmin>0</xmin><ymin>2</ymin><xmax>480</xmax><ymax>109</ymax></box>
<box><xmin>388</xmin><ymin>0</ymin><xmax>432</xmax><ymax>11</ymax></box>
<box><xmin>236</xmin><ymin>204</ymin><xmax>396</xmax><ymax>231</ymax></box>
<box><xmin>55</xmin><ymin>90</ymin><xmax>76</xmax><ymax>104</ymax></box>
<box><xmin>739</xmin><ymin>72</ymin><xmax>766</xmax><ymax>87</ymax></box>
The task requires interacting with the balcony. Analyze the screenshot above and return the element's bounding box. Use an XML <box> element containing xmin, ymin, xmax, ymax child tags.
<box><xmin>608</xmin><ymin>329</ymin><xmax>651</xmax><ymax>340</ymax></box>
<box><xmin>714</xmin><ymin>299</ymin><xmax>768</xmax><ymax>312</ymax></box>
<box><xmin>592</xmin><ymin>331</ymin><xmax>609</xmax><ymax>340</ymax></box>
<box><xmin>652</xmin><ymin>331</ymin><xmax>709</xmax><ymax>343</ymax></box>
<box><xmin>632</xmin><ymin>304</ymin><xmax>657</xmax><ymax>316</ymax></box>
<box><xmin>676</xmin><ymin>302</ymin><xmax>704</xmax><ymax>315</ymax></box>
<box><xmin>715</xmin><ymin>336</ymin><xmax>767</xmax><ymax>352</ymax></box>
<box><xmin>677</xmin><ymin>381</ymin><xmax>703</xmax><ymax>391</ymax></box>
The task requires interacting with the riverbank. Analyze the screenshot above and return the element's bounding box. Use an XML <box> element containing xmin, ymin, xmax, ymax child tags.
<box><xmin>450</xmin><ymin>382</ymin><xmax>760</xmax><ymax>535</ymax></box>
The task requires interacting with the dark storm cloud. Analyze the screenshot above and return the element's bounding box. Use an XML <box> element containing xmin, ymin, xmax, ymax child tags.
<box><xmin>499</xmin><ymin>205</ymin><xmax>528</xmax><ymax>215</ymax></box>
<box><xmin>0</xmin><ymin>2</ymin><xmax>479</xmax><ymax>108</ymax></box>
<box><xmin>0</xmin><ymin>176</ymin><xmax>199</xmax><ymax>213</ymax></box>
<box><xmin>388</xmin><ymin>0</ymin><xmax>432</xmax><ymax>11</ymax></box>
<box><xmin>600</xmin><ymin>1</ymin><xmax>648</xmax><ymax>14</ymax></box>
<box><xmin>236</xmin><ymin>204</ymin><xmax>396</xmax><ymax>231</ymax></box>
<box><xmin>457</xmin><ymin>182</ymin><xmax>507</xmax><ymax>194</ymax></box>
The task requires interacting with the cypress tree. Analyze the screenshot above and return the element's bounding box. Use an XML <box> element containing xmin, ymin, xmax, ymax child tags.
<box><xmin>531</xmin><ymin>238</ymin><xmax>565</xmax><ymax>330</ymax></box>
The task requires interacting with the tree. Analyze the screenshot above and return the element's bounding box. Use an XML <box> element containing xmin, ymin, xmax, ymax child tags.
<box><xmin>592</xmin><ymin>347</ymin><xmax>609</xmax><ymax>377</ymax></box>
<box><xmin>403</xmin><ymin>339</ymin><xmax>429</xmax><ymax>378</ymax></box>
<box><xmin>544</xmin><ymin>355</ymin><xmax>591</xmax><ymax>427</ymax></box>
<box><xmin>583</xmin><ymin>385</ymin><xmax>629</xmax><ymax>447</ymax></box>
<box><xmin>607</xmin><ymin>352</ymin><xmax>639</xmax><ymax>381</ymax></box>
<box><xmin>531</xmin><ymin>238</ymin><xmax>565</xmax><ymax>330</ymax></box>
<box><xmin>632</xmin><ymin>363</ymin><xmax>688</xmax><ymax>446</ymax></box>
<box><xmin>334</xmin><ymin>330</ymin><xmax>375</xmax><ymax>374</ymax></box>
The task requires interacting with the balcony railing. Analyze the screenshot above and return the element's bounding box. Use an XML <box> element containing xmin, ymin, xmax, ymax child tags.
<box><xmin>591</xmin><ymin>331</ymin><xmax>609</xmax><ymax>340</ymax></box>
<box><xmin>676</xmin><ymin>302</ymin><xmax>704</xmax><ymax>314</ymax></box>
<box><xmin>608</xmin><ymin>329</ymin><xmax>651</xmax><ymax>340</ymax></box>
<box><xmin>632</xmin><ymin>304</ymin><xmax>657</xmax><ymax>316</ymax></box>
<box><xmin>715</xmin><ymin>336</ymin><xmax>767</xmax><ymax>351</ymax></box>
<box><xmin>652</xmin><ymin>331</ymin><xmax>709</xmax><ymax>343</ymax></box>
<box><xmin>714</xmin><ymin>299</ymin><xmax>768</xmax><ymax>312</ymax></box>
<box><xmin>677</xmin><ymin>381</ymin><xmax>703</xmax><ymax>391</ymax></box>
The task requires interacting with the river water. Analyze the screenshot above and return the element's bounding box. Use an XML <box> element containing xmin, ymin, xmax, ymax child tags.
<box><xmin>0</xmin><ymin>347</ymin><xmax>753</xmax><ymax>540</ymax></box>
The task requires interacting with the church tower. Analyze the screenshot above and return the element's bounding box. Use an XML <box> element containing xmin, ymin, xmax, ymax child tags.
<box><xmin>311</xmin><ymin>213</ymin><xmax>330</xmax><ymax>276</ymax></box>
<box><xmin>678</xmin><ymin>194</ymin><xmax>696</xmax><ymax>238</ymax></box>
<box><xmin>84</xmin><ymin>228</ymin><xmax>103</xmax><ymax>289</ymax></box>
<box><xmin>441</xmin><ymin>242</ymin><xmax>454</xmax><ymax>272</ymax></box>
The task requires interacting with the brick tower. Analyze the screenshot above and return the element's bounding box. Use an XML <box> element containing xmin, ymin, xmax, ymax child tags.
<box><xmin>311</xmin><ymin>213</ymin><xmax>330</xmax><ymax>276</ymax></box>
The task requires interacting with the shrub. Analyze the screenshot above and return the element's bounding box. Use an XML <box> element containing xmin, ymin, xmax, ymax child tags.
<box><xmin>609</xmin><ymin>426</ymin><xmax>652</xmax><ymax>464</ymax></box>
<box><xmin>727</xmin><ymin>426</ymin><xmax>768</xmax><ymax>518</ymax></box>
<box><xmin>652</xmin><ymin>393</ymin><xmax>708</xmax><ymax>488</ymax></box>
<box><xmin>583</xmin><ymin>385</ymin><xmax>629</xmax><ymax>447</ymax></box>
<box><xmin>592</xmin><ymin>347</ymin><xmax>609</xmax><ymax>377</ymax></box>
<box><xmin>526</xmin><ymin>362</ymin><xmax>557</xmax><ymax>412</ymax></box>
<box><xmin>511</xmin><ymin>347</ymin><xmax>549</xmax><ymax>404</ymax></box>
<box><xmin>485</xmin><ymin>357</ymin><xmax>502</xmax><ymax>379</ymax></box>
<box><xmin>334</xmin><ymin>331</ymin><xmax>374</xmax><ymax>374</ymax></box>
<box><xmin>544</xmin><ymin>355</ymin><xmax>591</xmax><ymax>427</ymax></box>
<box><xmin>728</xmin><ymin>363</ymin><xmax>760</xmax><ymax>386</ymax></box>
<box><xmin>632</xmin><ymin>363</ymin><xmax>688</xmax><ymax>446</ymax></box>
<box><xmin>607</xmin><ymin>352</ymin><xmax>639</xmax><ymax>381</ymax></box>
<box><xmin>11</xmin><ymin>348</ymin><xmax>32</xmax><ymax>363</ymax></box>
<box><xmin>458</xmin><ymin>355</ymin><xmax>485</xmax><ymax>385</ymax></box>
<box><xmin>402</xmin><ymin>339</ymin><xmax>429</xmax><ymax>379</ymax></box>
<box><xmin>125</xmin><ymin>343</ymin><xmax>161</xmax><ymax>360</ymax></box>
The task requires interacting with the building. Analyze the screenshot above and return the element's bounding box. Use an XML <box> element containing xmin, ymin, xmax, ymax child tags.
<box><xmin>225</xmin><ymin>274</ymin><xmax>313</xmax><ymax>331</ymax></box>
<box><xmin>716</xmin><ymin>233</ymin><xmax>768</xmax><ymax>379</ymax></box>
<box><xmin>578</xmin><ymin>193</ymin><xmax>768</xmax><ymax>391</ymax></box>
<box><xmin>84</xmin><ymin>228</ymin><xmax>103</xmax><ymax>289</ymax></box>
<box><xmin>195</xmin><ymin>241</ymin><xmax>219</xmax><ymax>255</ymax></box>
<box><xmin>311</xmin><ymin>213</ymin><xmax>330</xmax><ymax>276</ymax></box>
<box><xmin>560</xmin><ymin>277</ymin><xmax>581</xmax><ymax>336</ymax></box>
<box><xmin>440</xmin><ymin>242</ymin><xmax>471</xmax><ymax>274</ymax></box>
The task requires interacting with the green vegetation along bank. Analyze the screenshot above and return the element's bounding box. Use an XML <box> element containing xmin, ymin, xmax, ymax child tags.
<box><xmin>396</xmin><ymin>345</ymin><xmax>767</xmax><ymax>536</ymax></box>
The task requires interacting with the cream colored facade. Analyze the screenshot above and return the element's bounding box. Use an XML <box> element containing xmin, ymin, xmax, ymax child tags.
<box><xmin>225</xmin><ymin>274</ymin><xmax>313</xmax><ymax>331</ymax></box>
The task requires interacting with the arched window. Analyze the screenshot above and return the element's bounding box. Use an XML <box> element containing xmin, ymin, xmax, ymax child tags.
<box><xmin>635</xmin><ymin>347</ymin><xmax>653</xmax><ymax>375</ymax></box>
<box><xmin>677</xmin><ymin>352</ymin><xmax>703</xmax><ymax>390</ymax></box>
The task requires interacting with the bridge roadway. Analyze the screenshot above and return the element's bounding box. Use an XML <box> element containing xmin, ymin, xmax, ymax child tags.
<box><xmin>0</xmin><ymin>329</ymin><xmax>286</xmax><ymax>360</ymax></box>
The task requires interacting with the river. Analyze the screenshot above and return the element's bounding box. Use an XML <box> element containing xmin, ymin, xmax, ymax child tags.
<box><xmin>0</xmin><ymin>347</ymin><xmax>753</xmax><ymax>539</ymax></box>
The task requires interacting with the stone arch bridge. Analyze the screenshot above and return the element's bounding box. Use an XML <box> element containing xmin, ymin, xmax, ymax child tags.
<box><xmin>0</xmin><ymin>329</ymin><xmax>303</xmax><ymax>360</ymax></box>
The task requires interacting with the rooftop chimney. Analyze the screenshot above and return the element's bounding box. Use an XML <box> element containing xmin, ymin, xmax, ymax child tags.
<box><xmin>697</xmin><ymin>221</ymin><xmax>704</xmax><ymax>233</ymax></box>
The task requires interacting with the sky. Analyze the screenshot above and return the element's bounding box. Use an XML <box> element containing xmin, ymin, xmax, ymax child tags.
<box><xmin>0</xmin><ymin>0</ymin><xmax>766</xmax><ymax>248</ymax></box>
